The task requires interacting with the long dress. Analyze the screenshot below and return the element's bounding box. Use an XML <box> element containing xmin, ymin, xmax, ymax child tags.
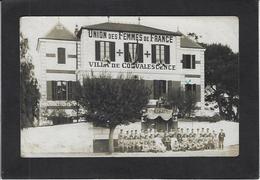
<box><xmin>154</xmin><ymin>137</ymin><xmax>166</xmax><ymax>152</ymax></box>
<box><xmin>170</xmin><ymin>137</ymin><xmax>178</xmax><ymax>150</ymax></box>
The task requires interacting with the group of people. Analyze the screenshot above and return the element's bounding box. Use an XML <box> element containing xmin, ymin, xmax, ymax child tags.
<box><xmin>117</xmin><ymin>128</ymin><xmax>226</xmax><ymax>153</ymax></box>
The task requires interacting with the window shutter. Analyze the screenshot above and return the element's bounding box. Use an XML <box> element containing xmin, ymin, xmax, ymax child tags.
<box><xmin>182</xmin><ymin>54</ymin><xmax>186</xmax><ymax>68</ymax></box>
<box><xmin>71</xmin><ymin>81</ymin><xmax>76</xmax><ymax>100</ymax></box>
<box><xmin>172</xmin><ymin>81</ymin><xmax>181</xmax><ymax>99</ymax></box>
<box><xmin>186</xmin><ymin>55</ymin><xmax>192</xmax><ymax>68</ymax></box>
<box><xmin>168</xmin><ymin>80</ymin><xmax>173</xmax><ymax>95</ymax></box>
<box><xmin>164</xmin><ymin>45</ymin><xmax>170</xmax><ymax>64</ymax></box>
<box><xmin>68</xmin><ymin>81</ymin><xmax>73</xmax><ymax>100</ymax></box>
<box><xmin>192</xmin><ymin>55</ymin><xmax>196</xmax><ymax>69</ymax></box>
<box><xmin>57</xmin><ymin>48</ymin><xmax>66</xmax><ymax>64</ymax></box>
<box><xmin>196</xmin><ymin>85</ymin><xmax>201</xmax><ymax>102</ymax></box>
<box><xmin>162</xmin><ymin>80</ymin><xmax>167</xmax><ymax>94</ymax></box>
<box><xmin>124</xmin><ymin>43</ymin><xmax>129</xmax><ymax>62</ymax></box>
<box><xmin>95</xmin><ymin>41</ymin><xmax>100</xmax><ymax>61</ymax></box>
<box><xmin>138</xmin><ymin>44</ymin><xmax>143</xmax><ymax>63</ymax></box>
<box><xmin>153</xmin><ymin>80</ymin><xmax>160</xmax><ymax>99</ymax></box>
<box><xmin>52</xmin><ymin>81</ymin><xmax>57</xmax><ymax>100</ymax></box>
<box><xmin>47</xmin><ymin>81</ymin><xmax>52</xmax><ymax>100</ymax></box>
<box><xmin>185</xmin><ymin>84</ymin><xmax>187</xmax><ymax>92</ymax></box>
<box><xmin>152</xmin><ymin>45</ymin><xmax>156</xmax><ymax>63</ymax></box>
<box><xmin>144</xmin><ymin>80</ymin><xmax>154</xmax><ymax>99</ymax></box>
<box><xmin>109</xmin><ymin>42</ymin><xmax>115</xmax><ymax>62</ymax></box>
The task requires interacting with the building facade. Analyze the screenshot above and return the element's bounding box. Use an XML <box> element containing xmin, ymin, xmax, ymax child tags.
<box><xmin>37</xmin><ymin>22</ymin><xmax>205</xmax><ymax>126</ymax></box>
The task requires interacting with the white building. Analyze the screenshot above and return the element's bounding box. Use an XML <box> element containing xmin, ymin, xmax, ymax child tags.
<box><xmin>37</xmin><ymin>21</ymin><xmax>205</xmax><ymax>126</ymax></box>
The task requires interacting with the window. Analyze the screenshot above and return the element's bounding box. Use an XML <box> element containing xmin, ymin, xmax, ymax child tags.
<box><xmin>153</xmin><ymin>80</ymin><xmax>167</xmax><ymax>99</ymax></box>
<box><xmin>47</xmin><ymin>81</ymin><xmax>75</xmax><ymax>101</ymax></box>
<box><xmin>95</xmin><ymin>41</ymin><xmax>115</xmax><ymax>62</ymax></box>
<box><xmin>56</xmin><ymin>81</ymin><xmax>67</xmax><ymax>100</ymax></box>
<box><xmin>185</xmin><ymin>84</ymin><xmax>196</xmax><ymax>94</ymax></box>
<box><xmin>183</xmin><ymin>54</ymin><xmax>195</xmax><ymax>69</ymax></box>
<box><xmin>57</xmin><ymin>48</ymin><xmax>66</xmax><ymax>64</ymax></box>
<box><xmin>124</xmin><ymin>43</ymin><xmax>143</xmax><ymax>63</ymax></box>
<box><xmin>152</xmin><ymin>45</ymin><xmax>170</xmax><ymax>64</ymax></box>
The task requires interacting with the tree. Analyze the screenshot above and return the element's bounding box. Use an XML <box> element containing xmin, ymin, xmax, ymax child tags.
<box><xmin>71</xmin><ymin>81</ymin><xmax>83</xmax><ymax>122</ymax></box>
<box><xmin>203</xmin><ymin>43</ymin><xmax>239</xmax><ymax>121</ymax></box>
<box><xmin>79</xmin><ymin>73</ymin><xmax>150</xmax><ymax>153</ymax></box>
<box><xmin>20</xmin><ymin>33</ymin><xmax>40</xmax><ymax>128</ymax></box>
<box><xmin>187</xmin><ymin>32</ymin><xmax>202</xmax><ymax>42</ymax></box>
<box><xmin>166</xmin><ymin>89</ymin><xmax>197</xmax><ymax>118</ymax></box>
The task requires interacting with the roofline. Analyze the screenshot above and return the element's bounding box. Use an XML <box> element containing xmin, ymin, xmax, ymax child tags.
<box><xmin>38</xmin><ymin>37</ymin><xmax>79</xmax><ymax>42</ymax></box>
<box><xmin>180</xmin><ymin>46</ymin><xmax>206</xmax><ymax>50</ymax></box>
<box><xmin>36</xmin><ymin>38</ymin><xmax>79</xmax><ymax>51</ymax></box>
<box><xmin>77</xmin><ymin>27</ymin><xmax>182</xmax><ymax>38</ymax></box>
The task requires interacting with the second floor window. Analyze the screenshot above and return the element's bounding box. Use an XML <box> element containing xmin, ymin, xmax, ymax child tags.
<box><xmin>183</xmin><ymin>54</ymin><xmax>195</xmax><ymax>69</ymax></box>
<box><xmin>57</xmin><ymin>48</ymin><xmax>66</xmax><ymax>64</ymax></box>
<box><xmin>95</xmin><ymin>41</ymin><xmax>115</xmax><ymax>62</ymax></box>
<box><xmin>124</xmin><ymin>43</ymin><xmax>143</xmax><ymax>63</ymax></box>
<box><xmin>152</xmin><ymin>45</ymin><xmax>170</xmax><ymax>64</ymax></box>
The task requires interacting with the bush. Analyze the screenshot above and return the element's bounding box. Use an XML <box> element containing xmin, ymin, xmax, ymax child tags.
<box><xmin>185</xmin><ymin>114</ymin><xmax>222</xmax><ymax>122</ymax></box>
<box><xmin>48</xmin><ymin>109</ymin><xmax>73</xmax><ymax>125</ymax></box>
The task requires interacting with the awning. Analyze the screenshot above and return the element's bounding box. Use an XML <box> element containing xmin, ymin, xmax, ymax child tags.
<box><xmin>144</xmin><ymin>108</ymin><xmax>173</xmax><ymax>121</ymax></box>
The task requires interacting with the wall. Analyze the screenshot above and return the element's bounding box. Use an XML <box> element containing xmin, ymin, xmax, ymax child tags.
<box><xmin>79</xmin><ymin>29</ymin><xmax>182</xmax><ymax>81</ymax></box>
<box><xmin>93</xmin><ymin>122</ymin><xmax>142</xmax><ymax>140</ymax></box>
<box><xmin>79</xmin><ymin>29</ymin><xmax>205</xmax><ymax>111</ymax></box>
<box><xmin>37</xmin><ymin>39</ymin><xmax>78</xmax><ymax>122</ymax></box>
<box><xmin>177</xmin><ymin>47</ymin><xmax>205</xmax><ymax>112</ymax></box>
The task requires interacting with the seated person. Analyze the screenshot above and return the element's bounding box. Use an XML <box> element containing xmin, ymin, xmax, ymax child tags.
<box><xmin>203</xmin><ymin>138</ymin><xmax>209</xmax><ymax>150</ymax></box>
<box><xmin>170</xmin><ymin>134</ymin><xmax>178</xmax><ymax>150</ymax></box>
<box><xmin>180</xmin><ymin>134</ymin><xmax>188</xmax><ymax>151</ymax></box>
<box><xmin>142</xmin><ymin>141</ymin><xmax>150</xmax><ymax>152</ymax></box>
<box><xmin>171</xmin><ymin>140</ymin><xmax>180</xmax><ymax>151</ymax></box>
<box><xmin>196</xmin><ymin>139</ymin><xmax>204</xmax><ymax>150</ymax></box>
<box><xmin>153</xmin><ymin>134</ymin><xmax>166</xmax><ymax>152</ymax></box>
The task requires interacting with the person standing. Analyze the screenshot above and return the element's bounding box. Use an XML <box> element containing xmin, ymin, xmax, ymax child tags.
<box><xmin>164</xmin><ymin>132</ymin><xmax>171</xmax><ymax>151</ymax></box>
<box><xmin>201</xmin><ymin>128</ymin><xmax>205</xmax><ymax>137</ymax></box>
<box><xmin>133</xmin><ymin>130</ymin><xmax>139</xmax><ymax>152</ymax></box>
<box><xmin>124</xmin><ymin>131</ymin><xmax>130</xmax><ymax>152</ymax></box>
<box><xmin>212</xmin><ymin>130</ymin><xmax>218</xmax><ymax>149</ymax></box>
<box><xmin>206</xmin><ymin>128</ymin><xmax>210</xmax><ymax>137</ymax></box>
<box><xmin>177</xmin><ymin>128</ymin><xmax>182</xmax><ymax>143</ymax></box>
<box><xmin>129</xmin><ymin>130</ymin><xmax>134</xmax><ymax>152</ymax></box>
<box><xmin>118</xmin><ymin>129</ymin><xmax>124</xmax><ymax>152</ymax></box>
<box><xmin>186</xmin><ymin>128</ymin><xmax>190</xmax><ymax>137</ymax></box>
<box><xmin>218</xmin><ymin>129</ymin><xmax>226</xmax><ymax>149</ymax></box>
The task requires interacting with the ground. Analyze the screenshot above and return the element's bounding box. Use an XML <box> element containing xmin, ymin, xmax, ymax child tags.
<box><xmin>21</xmin><ymin>120</ymin><xmax>239</xmax><ymax>157</ymax></box>
<box><xmin>25</xmin><ymin>145</ymin><xmax>239</xmax><ymax>157</ymax></box>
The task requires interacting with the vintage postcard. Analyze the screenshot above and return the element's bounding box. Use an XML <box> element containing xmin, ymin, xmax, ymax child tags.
<box><xmin>20</xmin><ymin>16</ymin><xmax>239</xmax><ymax>157</ymax></box>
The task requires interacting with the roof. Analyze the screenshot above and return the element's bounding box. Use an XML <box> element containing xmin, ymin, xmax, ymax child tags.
<box><xmin>78</xmin><ymin>22</ymin><xmax>182</xmax><ymax>36</ymax></box>
<box><xmin>43</xmin><ymin>23</ymin><xmax>77</xmax><ymax>41</ymax></box>
<box><xmin>180</xmin><ymin>35</ymin><xmax>204</xmax><ymax>49</ymax></box>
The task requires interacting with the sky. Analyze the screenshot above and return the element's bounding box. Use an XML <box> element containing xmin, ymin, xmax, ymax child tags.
<box><xmin>20</xmin><ymin>16</ymin><xmax>239</xmax><ymax>77</ymax></box>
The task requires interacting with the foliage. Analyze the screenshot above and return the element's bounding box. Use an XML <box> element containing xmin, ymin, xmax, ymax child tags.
<box><xmin>187</xmin><ymin>32</ymin><xmax>202</xmax><ymax>42</ymax></box>
<box><xmin>187</xmin><ymin>33</ymin><xmax>239</xmax><ymax>122</ymax></box>
<box><xmin>20</xmin><ymin>33</ymin><xmax>40</xmax><ymax>128</ymax></box>
<box><xmin>166</xmin><ymin>89</ymin><xmax>197</xmax><ymax>118</ymax></box>
<box><xmin>80</xmin><ymin>73</ymin><xmax>150</xmax><ymax>127</ymax></box>
<box><xmin>48</xmin><ymin>109</ymin><xmax>72</xmax><ymax>125</ymax></box>
<box><xmin>183</xmin><ymin>114</ymin><xmax>222</xmax><ymax>122</ymax></box>
<box><xmin>202</xmin><ymin>43</ymin><xmax>239</xmax><ymax>121</ymax></box>
<box><xmin>79</xmin><ymin>73</ymin><xmax>150</xmax><ymax>153</ymax></box>
<box><xmin>71</xmin><ymin>81</ymin><xmax>83</xmax><ymax>122</ymax></box>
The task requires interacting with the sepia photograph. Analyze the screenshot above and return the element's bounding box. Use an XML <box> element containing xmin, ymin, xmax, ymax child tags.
<box><xmin>20</xmin><ymin>16</ymin><xmax>239</xmax><ymax>157</ymax></box>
